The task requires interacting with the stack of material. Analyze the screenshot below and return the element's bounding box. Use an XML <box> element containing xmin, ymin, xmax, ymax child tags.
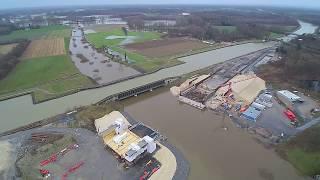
<box><xmin>216</xmin><ymin>74</ymin><xmax>266</xmax><ymax>106</ymax></box>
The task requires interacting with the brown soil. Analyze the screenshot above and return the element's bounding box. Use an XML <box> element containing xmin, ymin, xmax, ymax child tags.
<box><xmin>22</xmin><ymin>38</ymin><xmax>65</xmax><ymax>59</ymax></box>
<box><xmin>125</xmin><ymin>38</ymin><xmax>208</xmax><ymax>58</ymax></box>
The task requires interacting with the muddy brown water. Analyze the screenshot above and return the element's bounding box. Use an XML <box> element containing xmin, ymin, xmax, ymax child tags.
<box><xmin>123</xmin><ymin>88</ymin><xmax>307</xmax><ymax>180</ymax></box>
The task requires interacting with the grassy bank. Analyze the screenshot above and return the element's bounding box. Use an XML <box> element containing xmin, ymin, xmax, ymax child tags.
<box><xmin>0</xmin><ymin>55</ymin><xmax>94</xmax><ymax>102</ymax></box>
<box><xmin>277</xmin><ymin>125</ymin><xmax>320</xmax><ymax>176</ymax></box>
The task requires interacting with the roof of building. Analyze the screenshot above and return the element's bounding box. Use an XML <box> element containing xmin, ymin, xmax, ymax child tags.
<box><xmin>216</xmin><ymin>74</ymin><xmax>266</xmax><ymax>104</ymax></box>
<box><xmin>242</xmin><ymin>106</ymin><xmax>262</xmax><ymax>121</ymax></box>
<box><xmin>94</xmin><ymin>111</ymin><xmax>130</xmax><ymax>135</ymax></box>
<box><xmin>103</xmin><ymin>130</ymin><xmax>141</xmax><ymax>158</ymax></box>
<box><xmin>277</xmin><ymin>90</ymin><xmax>301</xmax><ymax>102</ymax></box>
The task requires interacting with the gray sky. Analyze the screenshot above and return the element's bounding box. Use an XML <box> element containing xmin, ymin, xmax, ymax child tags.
<box><xmin>1</xmin><ymin>0</ymin><xmax>320</xmax><ymax>10</ymax></box>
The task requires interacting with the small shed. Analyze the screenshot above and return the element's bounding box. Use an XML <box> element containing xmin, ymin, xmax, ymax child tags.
<box><xmin>241</xmin><ymin>106</ymin><xmax>262</xmax><ymax>122</ymax></box>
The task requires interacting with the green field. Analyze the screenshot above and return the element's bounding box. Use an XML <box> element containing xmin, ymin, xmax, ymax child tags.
<box><xmin>0</xmin><ymin>25</ymin><xmax>71</xmax><ymax>42</ymax></box>
<box><xmin>213</xmin><ymin>26</ymin><xmax>237</xmax><ymax>33</ymax></box>
<box><xmin>278</xmin><ymin>124</ymin><xmax>320</xmax><ymax>176</ymax></box>
<box><xmin>0</xmin><ymin>55</ymin><xmax>94</xmax><ymax>102</ymax></box>
<box><xmin>86</xmin><ymin>28</ymin><xmax>162</xmax><ymax>48</ymax></box>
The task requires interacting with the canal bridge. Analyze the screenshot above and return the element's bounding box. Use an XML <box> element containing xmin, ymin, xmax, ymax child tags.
<box><xmin>98</xmin><ymin>77</ymin><xmax>179</xmax><ymax>103</ymax></box>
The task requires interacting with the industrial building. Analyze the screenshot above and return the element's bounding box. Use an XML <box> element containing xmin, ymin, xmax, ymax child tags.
<box><xmin>94</xmin><ymin>111</ymin><xmax>157</xmax><ymax>164</ymax></box>
<box><xmin>276</xmin><ymin>90</ymin><xmax>303</xmax><ymax>109</ymax></box>
<box><xmin>215</xmin><ymin>74</ymin><xmax>266</xmax><ymax>106</ymax></box>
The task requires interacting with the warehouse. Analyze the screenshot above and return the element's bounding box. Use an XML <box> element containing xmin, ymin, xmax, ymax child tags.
<box><xmin>276</xmin><ymin>90</ymin><xmax>303</xmax><ymax>109</ymax></box>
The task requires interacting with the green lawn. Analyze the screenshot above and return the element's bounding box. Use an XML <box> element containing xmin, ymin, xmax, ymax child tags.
<box><xmin>278</xmin><ymin>124</ymin><xmax>320</xmax><ymax>176</ymax></box>
<box><xmin>0</xmin><ymin>55</ymin><xmax>94</xmax><ymax>102</ymax></box>
<box><xmin>0</xmin><ymin>25</ymin><xmax>71</xmax><ymax>42</ymax></box>
<box><xmin>286</xmin><ymin>148</ymin><xmax>320</xmax><ymax>175</ymax></box>
<box><xmin>213</xmin><ymin>26</ymin><xmax>237</xmax><ymax>33</ymax></box>
<box><xmin>86</xmin><ymin>28</ymin><xmax>162</xmax><ymax>48</ymax></box>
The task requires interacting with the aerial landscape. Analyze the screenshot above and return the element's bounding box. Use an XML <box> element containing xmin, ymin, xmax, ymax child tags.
<box><xmin>0</xmin><ymin>0</ymin><xmax>320</xmax><ymax>180</ymax></box>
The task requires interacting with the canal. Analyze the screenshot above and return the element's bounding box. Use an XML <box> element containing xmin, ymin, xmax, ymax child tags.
<box><xmin>123</xmin><ymin>88</ymin><xmax>306</xmax><ymax>180</ymax></box>
<box><xmin>0</xmin><ymin>42</ymin><xmax>274</xmax><ymax>133</ymax></box>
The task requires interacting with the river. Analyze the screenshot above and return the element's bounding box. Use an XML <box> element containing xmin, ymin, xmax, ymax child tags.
<box><xmin>279</xmin><ymin>20</ymin><xmax>318</xmax><ymax>42</ymax></box>
<box><xmin>123</xmin><ymin>88</ymin><xmax>307</xmax><ymax>180</ymax></box>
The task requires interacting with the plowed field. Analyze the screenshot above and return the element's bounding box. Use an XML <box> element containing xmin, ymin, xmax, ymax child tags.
<box><xmin>22</xmin><ymin>38</ymin><xmax>65</xmax><ymax>59</ymax></box>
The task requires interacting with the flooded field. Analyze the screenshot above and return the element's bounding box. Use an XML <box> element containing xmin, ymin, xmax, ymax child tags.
<box><xmin>123</xmin><ymin>89</ymin><xmax>306</xmax><ymax>180</ymax></box>
<box><xmin>70</xmin><ymin>28</ymin><xmax>140</xmax><ymax>84</ymax></box>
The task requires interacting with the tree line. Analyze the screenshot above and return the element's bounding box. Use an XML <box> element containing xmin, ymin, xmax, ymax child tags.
<box><xmin>0</xmin><ymin>40</ymin><xmax>30</xmax><ymax>80</ymax></box>
<box><xmin>125</xmin><ymin>10</ymin><xmax>298</xmax><ymax>42</ymax></box>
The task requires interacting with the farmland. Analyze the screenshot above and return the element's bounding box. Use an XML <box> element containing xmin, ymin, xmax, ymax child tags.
<box><xmin>22</xmin><ymin>38</ymin><xmax>66</xmax><ymax>59</ymax></box>
<box><xmin>125</xmin><ymin>38</ymin><xmax>209</xmax><ymax>58</ymax></box>
<box><xmin>0</xmin><ymin>25</ymin><xmax>71</xmax><ymax>42</ymax></box>
<box><xmin>86</xmin><ymin>28</ymin><xmax>213</xmax><ymax>72</ymax></box>
<box><xmin>0</xmin><ymin>55</ymin><xmax>94</xmax><ymax>102</ymax></box>
<box><xmin>0</xmin><ymin>25</ymin><xmax>94</xmax><ymax>102</ymax></box>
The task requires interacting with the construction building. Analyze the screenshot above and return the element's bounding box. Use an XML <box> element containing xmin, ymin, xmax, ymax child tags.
<box><xmin>94</xmin><ymin>111</ymin><xmax>157</xmax><ymax>164</ymax></box>
<box><xmin>215</xmin><ymin>74</ymin><xmax>266</xmax><ymax>106</ymax></box>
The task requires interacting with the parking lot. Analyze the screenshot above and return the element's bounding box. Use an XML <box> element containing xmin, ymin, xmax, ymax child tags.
<box><xmin>255</xmin><ymin>98</ymin><xmax>298</xmax><ymax>136</ymax></box>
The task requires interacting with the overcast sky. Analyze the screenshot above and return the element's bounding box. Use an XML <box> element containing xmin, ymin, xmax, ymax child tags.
<box><xmin>1</xmin><ymin>0</ymin><xmax>320</xmax><ymax>10</ymax></box>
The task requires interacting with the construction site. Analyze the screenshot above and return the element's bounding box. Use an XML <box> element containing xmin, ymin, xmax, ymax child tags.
<box><xmin>170</xmin><ymin>45</ymin><xmax>320</xmax><ymax>144</ymax></box>
<box><xmin>170</xmin><ymin>48</ymin><xmax>273</xmax><ymax>111</ymax></box>
<box><xmin>0</xmin><ymin>110</ymin><xmax>181</xmax><ymax>180</ymax></box>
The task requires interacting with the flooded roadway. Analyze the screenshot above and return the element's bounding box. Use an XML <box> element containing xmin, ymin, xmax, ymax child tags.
<box><xmin>123</xmin><ymin>89</ymin><xmax>307</xmax><ymax>180</ymax></box>
<box><xmin>70</xmin><ymin>28</ymin><xmax>140</xmax><ymax>84</ymax></box>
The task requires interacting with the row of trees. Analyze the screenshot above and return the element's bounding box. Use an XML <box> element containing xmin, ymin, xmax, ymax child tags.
<box><xmin>277</xmin><ymin>35</ymin><xmax>320</xmax><ymax>81</ymax></box>
<box><xmin>0</xmin><ymin>40</ymin><xmax>30</xmax><ymax>80</ymax></box>
<box><xmin>125</xmin><ymin>10</ymin><xmax>296</xmax><ymax>41</ymax></box>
